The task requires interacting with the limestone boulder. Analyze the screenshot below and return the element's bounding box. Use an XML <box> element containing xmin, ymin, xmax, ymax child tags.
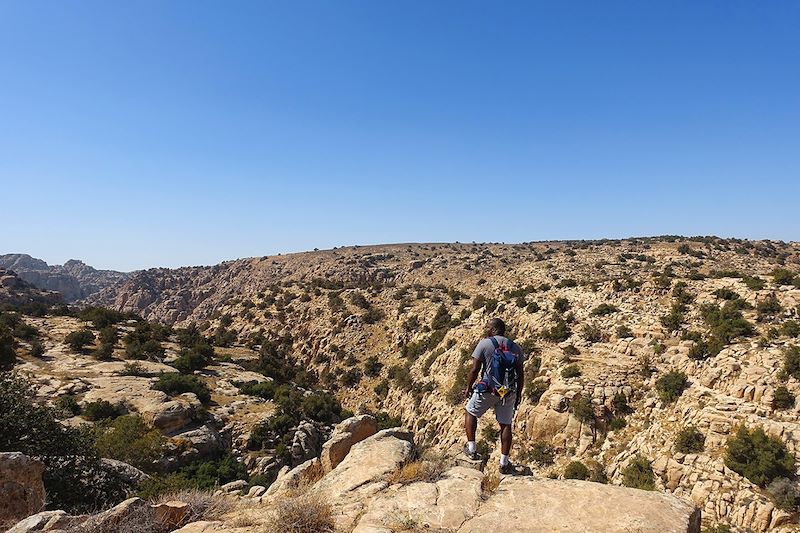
<box><xmin>0</xmin><ymin>453</ymin><xmax>45</xmax><ymax>530</ymax></box>
<box><xmin>320</xmin><ymin>414</ymin><xmax>378</xmax><ymax>472</ymax></box>
<box><xmin>314</xmin><ymin>428</ymin><xmax>413</xmax><ymax>500</ymax></box>
<box><xmin>458</xmin><ymin>477</ymin><xmax>700</xmax><ymax>533</ymax></box>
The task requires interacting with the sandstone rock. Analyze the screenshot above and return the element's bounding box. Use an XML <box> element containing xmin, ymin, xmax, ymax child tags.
<box><xmin>314</xmin><ymin>428</ymin><xmax>413</xmax><ymax>500</ymax></box>
<box><xmin>458</xmin><ymin>477</ymin><xmax>700</xmax><ymax>533</ymax></box>
<box><xmin>0</xmin><ymin>452</ymin><xmax>45</xmax><ymax>530</ymax></box>
<box><xmin>291</xmin><ymin>420</ymin><xmax>322</xmax><ymax>465</ymax></box>
<box><xmin>320</xmin><ymin>414</ymin><xmax>378</xmax><ymax>472</ymax></box>
<box><xmin>153</xmin><ymin>500</ymin><xmax>190</xmax><ymax>529</ymax></box>
<box><xmin>220</xmin><ymin>480</ymin><xmax>247</xmax><ymax>493</ymax></box>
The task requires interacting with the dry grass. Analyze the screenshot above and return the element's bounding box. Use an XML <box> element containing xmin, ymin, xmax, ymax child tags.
<box><xmin>387</xmin><ymin>455</ymin><xmax>447</xmax><ymax>485</ymax></box>
<box><xmin>480</xmin><ymin>473</ymin><xmax>501</xmax><ymax>499</ymax></box>
<box><xmin>263</xmin><ymin>490</ymin><xmax>335</xmax><ymax>533</ymax></box>
<box><xmin>151</xmin><ymin>488</ymin><xmax>233</xmax><ymax>524</ymax></box>
<box><xmin>67</xmin><ymin>504</ymin><xmax>157</xmax><ymax>533</ymax></box>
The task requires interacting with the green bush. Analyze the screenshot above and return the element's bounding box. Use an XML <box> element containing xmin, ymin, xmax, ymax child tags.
<box><xmin>79</xmin><ymin>307</ymin><xmax>131</xmax><ymax>329</ymax></box>
<box><xmin>675</xmin><ymin>426</ymin><xmax>705</xmax><ymax>453</ymax></box>
<box><xmin>660</xmin><ymin>304</ymin><xmax>684</xmax><ymax>332</ymax></box>
<box><xmin>713</xmin><ymin>288</ymin><xmax>741</xmax><ymax>301</ymax></box>
<box><xmin>541</xmin><ymin>319</ymin><xmax>571</xmax><ymax>342</ymax></box>
<box><xmin>570</xmin><ymin>396</ymin><xmax>594</xmax><ymax>423</ymax></box>
<box><xmin>526</xmin><ymin>380</ymin><xmax>549</xmax><ymax>404</ymax></box>
<box><xmin>521</xmin><ymin>441</ymin><xmax>555</xmax><ymax>466</ymax></box>
<box><xmin>363</xmin><ymin>355</ymin><xmax>383</xmax><ymax>377</ymax></box>
<box><xmin>700</xmin><ymin>302</ymin><xmax>754</xmax><ymax>345</ymax></box>
<box><xmin>375</xmin><ymin>411</ymin><xmax>402</xmax><ymax>430</ymax></box>
<box><xmin>772</xmin><ymin>268</ymin><xmax>798</xmax><ymax>286</ymax></box>
<box><xmin>742</xmin><ymin>275</ymin><xmax>765</xmax><ymax>291</ymax></box>
<box><xmin>65</xmin><ymin>329</ymin><xmax>95</xmax><ymax>352</ymax></box>
<box><xmin>553</xmin><ymin>297</ymin><xmax>571</xmax><ymax>314</ymax></box>
<box><xmin>526</xmin><ymin>302</ymin><xmax>540</xmax><ymax>313</ymax></box>
<box><xmin>773</xmin><ymin>386</ymin><xmax>795</xmax><ymax>410</ymax></box>
<box><xmin>301</xmin><ymin>391</ymin><xmax>342</xmax><ymax>423</ymax></box>
<box><xmin>564</xmin><ymin>461</ymin><xmax>590</xmax><ymax>480</ymax></box>
<box><xmin>561</xmin><ymin>364</ymin><xmax>581</xmax><ymax>379</ymax></box>
<box><xmin>137</xmin><ymin>454</ymin><xmax>248</xmax><ymax>499</ymax></box>
<box><xmin>238</xmin><ymin>380</ymin><xmax>276</xmax><ymax>399</ymax></box>
<box><xmin>766</xmin><ymin>477</ymin><xmax>799</xmax><ymax>511</ymax></box>
<box><xmin>124</xmin><ymin>322</ymin><xmax>167</xmax><ymax>360</ymax></box>
<box><xmin>655</xmin><ymin>370</ymin><xmax>688</xmax><ymax>402</ymax></box>
<box><xmin>582</xmin><ymin>323</ymin><xmax>606</xmax><ymax>343</ymax></box>
<box><xmin>782</xmin><ymin>345</ymin><xmax>800</xmax><ymax>379</ymax></box>
<box><xmin>622</xmin><ymin>455</ymin><xmax>655</xmax><ymax>490</ymax></box>
<box><xmin>152</xmin><ymin>373</ymin><xmax>211</xmax><ymax>404</ymax></box>
<box><xmin>82</xmin><ymin>400</ymin><xmax>120</xmax><ymax>421</ymax></box>
<box><xmin>55</xmin><ymin>394</ymin><xmax>81</xmax><ymax>417</ymax></box>
<box><xmin>725</xmin><ymin>426</ymin><xmax>795</xmax><ymax>486</ymax></box>
<box><xmin>616</xmin><ymin>325</ymin><xmax>633</xmax><ymax>338</ymax></box>
<box><xmin>0</xmin><ymin>326</ymin><xmax>16</xmax><ymax>369</ymax></box>
<box><xmin>757</xmin><ymin>294</ymin><xmax>783</xmax><ymax>318</ymax></box>
<box><xmin>172</xmin><ymin>342</ymin><xmax>215</xmax><ymax>374</ymax></box>
<box><xmin>591</xmin><ymin>303</ymin><xmax>618</xmax><ymax>316</ymax></box>
<box><xmin>93</xmin><ymin>415</ymin><xmax>166</xmax><ymax>472</ymax></box>
<box><xmin>608</xmin><ymin>417</ymin><xmax>627</xmax><ymax>430</ymax></box>
<box><xmin>781</xmin><ymin>321</ymin><xmax>800</xmax><ymax>338</ymax></box>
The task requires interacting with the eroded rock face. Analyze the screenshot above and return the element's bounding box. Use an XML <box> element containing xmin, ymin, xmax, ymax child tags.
<box><xmin>0</xmin><ymin>453</ymin><xmax>45</xmax><ymax>530</ymax></box>
<box><xmin>320</xmin><ymin>414</ymin><xmax>378</xmax><ymax>472</ymax></box>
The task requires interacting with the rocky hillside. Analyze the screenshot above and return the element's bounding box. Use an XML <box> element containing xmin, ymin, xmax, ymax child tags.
<box><xmin>6</xmin><ymin>236</ymin><xmax>800</xmax><ymax>532</ymax></box>
<box><xmin>0</xmin><ymin>268</ymin><xmax>62</xmax><ymax>310</ymax></box>
<box><xmin>5</xmin><ymin>419</ymin><xmax>701</xmax><ymax>532</ymax></box>
<box><xmin>0</xmin><ymin>253</ymin><xmax>129</xmax><ymax>302</ymax></box>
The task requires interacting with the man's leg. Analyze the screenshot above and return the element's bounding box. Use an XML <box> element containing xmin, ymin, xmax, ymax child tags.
<box><xmin>465</xmin><ymin>410</ymin><xmax>478</xmax><ymax>443</ymax></box>
<box><xmin>499</xmin><ymin>423</ymin><xmax>512</xmax><ymax>455</ymax></box>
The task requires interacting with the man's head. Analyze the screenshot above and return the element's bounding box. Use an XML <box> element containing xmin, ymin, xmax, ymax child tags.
<box><xmin>485</xmin><ymin>318</ymin><xmax>506</xmax><ymax>337</ymax></box>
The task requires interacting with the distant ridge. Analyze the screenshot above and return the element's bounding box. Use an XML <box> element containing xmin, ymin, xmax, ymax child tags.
<box><xmin>0</xmin><ymin>254</ymin><xmax>129</xmax><ymax>303</ymax></box>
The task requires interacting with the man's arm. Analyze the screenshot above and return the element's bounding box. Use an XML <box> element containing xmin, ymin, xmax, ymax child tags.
<box><xmin>463</xmin><ymin>358</ymin><xmax>482</xmax><ymax>399</ymax></box>
<box><xmin>515</xmin><ymin>358</ymin><xmax>525</xmax><ymax>408</ymax></box>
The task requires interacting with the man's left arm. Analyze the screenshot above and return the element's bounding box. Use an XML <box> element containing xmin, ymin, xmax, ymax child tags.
<box><xmin>515</xmin><ymin>358</ymin><xmax>524</xmax><ymax>409</ymax></box>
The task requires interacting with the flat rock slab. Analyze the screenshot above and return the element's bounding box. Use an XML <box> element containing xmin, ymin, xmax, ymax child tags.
<box><xmin>458</xmin><ymin>477</ymin><xmax>700</xmax><ymax>533</ymax></box>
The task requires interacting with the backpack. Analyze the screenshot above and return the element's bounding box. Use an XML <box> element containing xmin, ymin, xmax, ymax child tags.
<box><xmin>474</xmin><ymin>337</ymin><xmax>519</xmax><ymax>400</ymax></box>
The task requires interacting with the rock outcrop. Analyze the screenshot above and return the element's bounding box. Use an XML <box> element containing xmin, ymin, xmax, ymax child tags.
<box><xmin>0</xmin><ymin>254</ymin><xmax>129</xmax><ymax>302</ymax></box>
<box><xmin>0</xmin><ymin>453</ymin><xmax>45</xmax><ymax>530</ymax></box>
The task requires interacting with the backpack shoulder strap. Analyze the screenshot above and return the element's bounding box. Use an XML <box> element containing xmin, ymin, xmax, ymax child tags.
<box><xmin>488</xmin><ymin>336</ymin><xmax>500</xmax><ymax>349</ymax></box>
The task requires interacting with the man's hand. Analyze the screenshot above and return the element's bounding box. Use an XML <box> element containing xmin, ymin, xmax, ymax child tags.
<box><xmin>463</xmin><ymin>386</ymin><xmax>473</xmax><ymax>400</ymax></box>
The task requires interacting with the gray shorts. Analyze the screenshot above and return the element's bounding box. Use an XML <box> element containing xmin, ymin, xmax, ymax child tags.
<box><xmin>465</xmin><ymin>390</ymin><xmax>516</xmax><ymax>425</ymax></box>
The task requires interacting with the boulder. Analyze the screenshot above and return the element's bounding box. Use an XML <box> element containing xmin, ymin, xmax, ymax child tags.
<box><xmin>320</xmin><ymin>415</ymin><xmax>379</xmax><ymax>472</ymax></box>
<box><xmin>458</xmin><ymin>477</ymin><xmax>700</xmax><ymax>533</ymax></box>
<box><xmin>0</xmin><ymin>453</ymin><xmax>45</xmax><ymax>530</ymax></box>
<box><xmin>314</xmin><ymin>428</ymin><xmax>413</xmax><ymax>500</ymax></box>
<box><xmin>153</xmin><ymin>500</ymin><xmax>191</xmax><ymax>529</ymax></box>
<box><xmin>291</xmin><ymin>420</ymin><xmax>322</xmax><ymax>465</ymax></box>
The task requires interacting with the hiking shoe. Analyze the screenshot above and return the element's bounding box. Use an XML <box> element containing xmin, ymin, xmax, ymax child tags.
<box><xmin>463</xmin><ymin>445</ymin><xmax>481</xmax><ymax>461</ymax></box>
<box><xmin>499</xmin><ymin>462</ymin><xmax>516</xmax><ymax>475</ymax></box>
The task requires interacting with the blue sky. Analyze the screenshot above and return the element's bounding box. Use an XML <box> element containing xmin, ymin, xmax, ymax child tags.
<box><xmin>2</xmin><ymin>1</ymin><xmax>798</xmax><ymax>271</ymax></box>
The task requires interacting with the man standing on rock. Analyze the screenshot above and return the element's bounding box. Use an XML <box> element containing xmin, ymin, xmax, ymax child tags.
<box><xmin>463</xmin><ymin>318</ymin><xmax>525</xmax><ymax>474</ymax></box>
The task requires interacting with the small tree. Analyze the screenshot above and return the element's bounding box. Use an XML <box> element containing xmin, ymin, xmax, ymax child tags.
<box><xmin>655</xmin><ymin>370</ymin><xmax>688</xmax><ymax>402</ymax></box>
<box><xmin>773</xmin><ymin>386</ymin><xmax>795</xmax><ymax>410</ymax></box>
<box><xmin>564</xmin><ymin>461</ymin><xmax>590</xmax><ymax>480</ymax></box>
<box><xmin>622</xmin><ymin>455</ymin><xmax>655</xmax><ymax>490</ymax></box>
<box><xmin>65</xmin><ymin>329</ymin><xmax>95</xmax><ymax>352</ymax></box>
<box><xmin>675</xmin><ymin>426</ymin><xmax>705</xmax><ymax>453</ymax></box>
<box><xmin>725</xmin><ymin>426</ymin><xmax>795</xmax><ymax>487</ymax></box>
<box><xmin>0</xmin><ymin>326</ymin><xmax>16</xmax><ymax>369</ymax></box>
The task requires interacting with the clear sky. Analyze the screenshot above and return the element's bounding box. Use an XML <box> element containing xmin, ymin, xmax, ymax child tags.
<box><xmin>2</xmin><ymin>1</ymin><xmax>798</xmax><ymax>271</ymax></box>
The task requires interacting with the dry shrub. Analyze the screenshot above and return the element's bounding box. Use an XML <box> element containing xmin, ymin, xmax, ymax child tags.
<box><xmin>151</xmin><ymin>489</ymin><xmax>233</xmax><ymax>524</ymax></box>
<box><xmin>480</xmin><ymin>474</ymin><xmax>500</xmax><ymax>499</ymax></box>
<box><xmin>263</xmin><ymin>490</ymin><xmax>335</xmax><ymax>533</ymax></box>
<box><xmin>68</xmin><ymin>504</ymin><xmax>157</xmax><ymax>533</ymax></box>
<box><xmin>388</xmin><ymin>456</ymin><xmax>446</xmax><ymax>485</ymax></box>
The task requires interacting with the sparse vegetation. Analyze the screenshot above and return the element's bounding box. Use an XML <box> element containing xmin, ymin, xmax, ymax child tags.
<box><xmin>725</xmin><ymin>425</ymin><xmax>795</xmax><ymax>487</ymax></box>
<box><xmin>561</xmin><ymin>364</ymin><xmax>581</xmax><ymax>379</ymax></box>
<box><xmin>655</xmin><ymin>370</ymin><xmax>688</xmax><ymax>402</ymax></box>
<box><xmin>65</xmin><ymin>329</ymin><xmax>95</xmax><ymax>352</ymax></box>
<box><xmin>622</xmin><ymin>455</ymin><xmax>655</xmax><ymax>490</ymax></box>
<box><xmin>675</xmin><ymin>426</ymin><xmax>705</xmax><ymax>453</ymax></box>
<box><xmin>564</xmin><ymin>461</ymin><xmax>590</xmax><ymax>480</ymax></box>
<box><xmin>773</xmin><ymin>386</ymin><xmax>795</xmax><ymax>410</ymax></box>
<box><xmin>152</xmin><ymin>373</ymin><xmax>212</xmax><ymax>404</ymax></box>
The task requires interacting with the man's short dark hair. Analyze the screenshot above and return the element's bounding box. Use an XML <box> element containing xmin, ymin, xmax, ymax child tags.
<box><xmin>489</xmin><ymin>318</ymin><xmax>506</xmax><ymax>336</ymax></box>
